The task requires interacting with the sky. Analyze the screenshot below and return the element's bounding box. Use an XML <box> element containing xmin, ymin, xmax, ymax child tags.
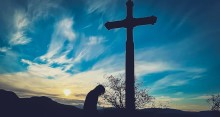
<box><xmin>0</xmin><ymin>0</ymin><xmax>220</xmax><ymax>111</ymax></box>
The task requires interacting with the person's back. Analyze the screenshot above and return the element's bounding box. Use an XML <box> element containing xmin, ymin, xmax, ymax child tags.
<box><xmin>83</xmin><ymin>85</ymin><xmax>105</xmax><ymax>114</ymax></box>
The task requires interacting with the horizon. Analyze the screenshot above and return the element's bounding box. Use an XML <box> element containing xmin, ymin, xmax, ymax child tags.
<box><xmin>0</xmin><ymin>0</ymin><xmax>220</xmax><ymax>112</ymax></box>
<box><xmin>0</xmin><ymin>88</ymin><xmax>210</xmax><ymax>112</ymax></box>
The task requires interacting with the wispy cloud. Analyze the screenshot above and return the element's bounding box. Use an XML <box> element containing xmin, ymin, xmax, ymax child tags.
<box><xmin>87</xmin><ymin>36</ymin><xmax>105</xmax><ymax>45</ymax></box>
<box><xmin>39</xmin><ymin>17</ymin><xmax>78</xmax><ymax>72</ymax></box>
<box><xmin>86</xmin><ymin>0</ymin><xmax>113</xmax><ymax>14</ymax></box>
<box><xmin>39</xmin><ymin>17</ymin><xmax>106</xmax><ymax>72</ymax></box>
<box><xmin>174</xmin><ymin>92</ymin><xmax>184</xmax><ymax>95</ymax></box>
<box><xmin>8</xmin><ymin>0</ymin><xmax>60</xmax><ymax>46</ymax></box>
<box><xmin>21</xmin><ymin>59</ymin><xmax>70</xmax><ymax>79</ymax></box>
<box><xmin>74</xmin><ymin>35</ymin><xmax>106</xmax><ymax>62</ymax></box>
<box><xmin>192</xmin><ymin>95</ymin><xmax>212</xmax><ymax>100</ymax></box>
<box><xmin>55</xmin><ymin>18</ymin><xmax>76</xmax><ymax>41</ymax></box>
<box><xmin>85</xmin><ymin>0</ymin><xmax>123</xmax><ymax>30</ymax></box>
<box><xmin>156</xmin><ymin>96</ymin><xmax>183</xmax><ymax>102</ymax></box>
<box><xmin>9</xmin><ymin>10</ymin><xmax>31</xmax><ymax>45</ymax></box>
<box><xmin>150</xmin><ymin>69</ymin><xmax>206</xmax><ymax>92</ymax></box>
<box><xmin>92</xmin><ymin>53</ymin><xmax>124</xmax><ymax>72</ymax></box>
<box><xmin>150</xmin><ymin>73</ymin><xmax>189</xmax><ymax>91</ymax></box>
<box><xmin>40</xmin><ymin>17</ymin><xmax>76</xmax><ymax>64</ymax></box>
<box><xmin>0</xmin><ymin>47</ymin><xmax>11</xmax><ymax>53</ymax></box>
<box><xmin>135</xmin><ymin>61</ymin><xmax>175</xmax><ymax>77</ymax></box>
<box><xmin>27</xmin><ymin>0</ymin><xmax>60</xmax><ymax>21</ymax></box>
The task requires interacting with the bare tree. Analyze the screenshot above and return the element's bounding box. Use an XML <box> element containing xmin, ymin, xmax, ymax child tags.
<box><xmin>207</xmin><ymin>94</ymin><xmax>220</xmax><ymax>111</ymax></box>
<box><xmin>101</xmin><ymin>74</ymin><xmax>154</xmax><ymax>109</ymax></box>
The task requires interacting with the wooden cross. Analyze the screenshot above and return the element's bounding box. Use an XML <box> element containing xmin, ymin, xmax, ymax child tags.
<box><xmin>105</xmin><ymin>0</ymin><xmax>157</xmax><ymax>111</ymax></box>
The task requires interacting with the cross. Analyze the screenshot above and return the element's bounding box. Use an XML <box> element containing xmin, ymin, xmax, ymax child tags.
<box><xmin>105</xmin><ymin>0</ymin><xmax>157</xmax><ymax>111</ymax></box>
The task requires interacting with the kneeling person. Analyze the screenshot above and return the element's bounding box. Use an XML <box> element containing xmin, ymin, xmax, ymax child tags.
<box><xmin>83</xmin><ymin>85</ymin><xmax>105</xmax><ymax>114</ymax></box>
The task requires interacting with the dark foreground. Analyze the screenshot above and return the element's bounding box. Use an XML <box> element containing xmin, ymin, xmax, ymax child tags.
<box><xmin>0</xmin><ymin>89</ymin><xmax>219</xmax><ymax>117</ymax></box>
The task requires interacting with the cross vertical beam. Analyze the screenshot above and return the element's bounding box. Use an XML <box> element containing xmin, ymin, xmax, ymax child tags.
<box><xmin>105</xmin><ymin>0</ymin><xmax>157</xmax><ymax>111</ymax></box>
<box><xmin>126</xmin><ymin>27</ymin><xmax>135</xmax><ymax>111</ymax></box>
<box><xmin>126</xmin><ymin>0</ymin><xmax>135</xmax><ymax>111</ymax></box>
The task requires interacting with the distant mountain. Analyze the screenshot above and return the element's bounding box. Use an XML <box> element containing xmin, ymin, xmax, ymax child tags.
<box><xmin>0</xmin><ymin>89</ymin><xmax>83</xmax><ymax>117</ymax></box>
<box><xmin>0</xmin><ymin>89</ymin><xmax>219</xmax><ymax>117</ymax></box>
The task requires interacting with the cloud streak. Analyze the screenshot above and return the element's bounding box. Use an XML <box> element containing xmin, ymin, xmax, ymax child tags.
<box><xmin>38</xmin><ymin>17</ymin><xmax>107</xmax><ymax>72</ymax></box>
<box><xmin>9</xmin><ymin>10</ymin><xmax>31</xmax><ymax>45</ymax></box>
<box><xmin>40</xmin><ymin>17</ymin><xmax>76</xmax><ymax>65</ymax></box>
<box><xmin>3</xmin><ymin>0</ymin><xmax>60</xmax><ymax>46</ymax></box>
<box><xmin>0</xmin><ymin>47</ymin><xmax>11</xmax><ymax>53</ymax></box>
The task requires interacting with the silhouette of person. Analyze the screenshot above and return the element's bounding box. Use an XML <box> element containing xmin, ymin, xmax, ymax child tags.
<box><xmin>83</xmin><ymin>85</ymin><xmax>105</xmax><ymax>114</ymax></box>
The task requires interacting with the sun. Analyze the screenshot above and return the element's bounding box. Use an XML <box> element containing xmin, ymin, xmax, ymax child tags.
<box><xmin>63</xmin><ymin>89</ymin><xmax>72</xmax><ymax>96</ymax></box>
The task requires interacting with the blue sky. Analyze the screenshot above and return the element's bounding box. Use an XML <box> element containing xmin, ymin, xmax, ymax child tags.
<box><xmin>0</xmin><ymin>0</ymin><xmax>220</xmax><ymax>111</ymax></box>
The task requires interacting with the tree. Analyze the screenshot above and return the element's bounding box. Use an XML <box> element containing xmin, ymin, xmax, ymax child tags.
<box><xmin>101</xmin><ymin>74</ymin><xmax>154</xmax><ymax>109</ymax></box>
<box><xmin>207</xmin><ymin>94</ymin><xmax>220</xmax><ymax>111</ymax></box>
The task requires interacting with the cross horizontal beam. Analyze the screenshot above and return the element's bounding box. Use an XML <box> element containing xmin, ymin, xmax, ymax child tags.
<box><xmin>105</xmin><ymin>16</ymin><xmax>157</xmax><ymax>30</ymax></box>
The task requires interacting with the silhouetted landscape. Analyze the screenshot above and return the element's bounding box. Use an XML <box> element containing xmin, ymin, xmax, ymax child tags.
<box><xmin>1</xmin><ymin>89</ymin><xmax>219</xmax><ymax>117</ymax></box>
<box><xmin>0</xmin><ymin>89</ymin><xmax>82</xmax><ymax>117</ymax></box>
<box><xmin>1</xmin><ymin>0</ymin><xmax>220</xmax><ymax>117</ymax></box>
